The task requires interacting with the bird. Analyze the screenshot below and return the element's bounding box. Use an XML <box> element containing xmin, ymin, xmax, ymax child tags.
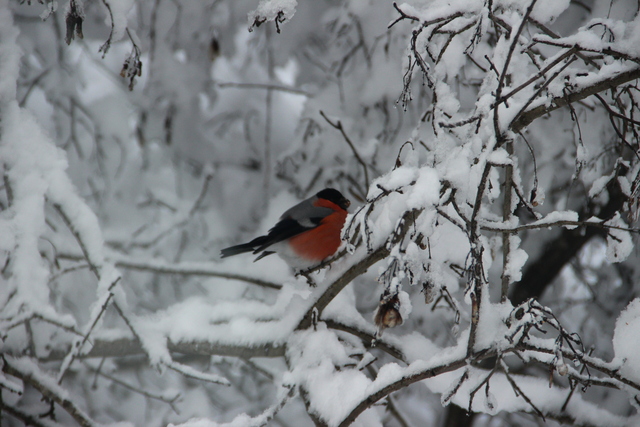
<box><xmin>220</xmin><ymin>188</ymin><xmax>351</xmax><ymax>270</ymax></box>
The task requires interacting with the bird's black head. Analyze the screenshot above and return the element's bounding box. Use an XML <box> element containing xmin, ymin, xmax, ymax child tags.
<box><xmin>316</xmin><ymin>188</ymin><xmax>351</xmax><ymax>210</ymax></box>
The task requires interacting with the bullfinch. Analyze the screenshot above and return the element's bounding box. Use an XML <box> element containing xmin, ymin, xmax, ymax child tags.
<box><xmin>220</xmin><ymin>188</ymin><xmax>351</xmax><ymax>269</ymax></box>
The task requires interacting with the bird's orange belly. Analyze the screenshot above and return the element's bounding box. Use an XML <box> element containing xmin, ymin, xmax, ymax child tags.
<box><xmin>288</xmin><ymin>212</ymin><xmax>346</xmax><ymax>261</ymax></box>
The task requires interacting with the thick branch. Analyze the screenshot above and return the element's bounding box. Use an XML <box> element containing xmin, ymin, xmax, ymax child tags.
<box><xmin>338</xmin><ymin>355</ymin><xmax>471</xmax><ymax>427</ymax></box>
<box><xmin>511</xmin><ymin>66</ymin><xmax>640</xmax><ymax>133</ymax></box>
<box><xmin>38</xmin><ymin>337</ymin><xmax>286</xmax><ymax>361</ymax></box>
<box><xmin>338</xmin><ymin>343</ymin><xmax>631</xmax><ymax>427</ymax></box>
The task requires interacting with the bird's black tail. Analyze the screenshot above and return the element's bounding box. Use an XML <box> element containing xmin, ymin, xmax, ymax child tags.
<box><xmin>220</xmin><ymin>235</ymin><xmax>269</xmax><ymax>258</ymax></box>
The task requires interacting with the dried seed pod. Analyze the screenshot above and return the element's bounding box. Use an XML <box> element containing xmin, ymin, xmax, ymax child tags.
<box><xmin>530</xmin><ymin>186</ymin><xmax>545</xmax><ymax>207</ymax></box>
<box><xmin>374</xmin><ymin>292</ymin><xmax>403</xmax><ymax>336</ymax></box>
<box><xmin>65</xmin><ymin>0</ymin><xmax>84</xmax><ymax>45</ymax></box>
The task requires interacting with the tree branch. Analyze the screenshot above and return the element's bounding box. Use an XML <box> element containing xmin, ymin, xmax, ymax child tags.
<box><xmin>297</xmin><ymin>209</ymin><xmax>421</xmax><ymax>330</ymax></box>
<box><xmin>3</xmin><ymin>357</ymin><xmax>97</xmax><ymax>427</ymax></box>
<box><xmin>511</xmin><ymin>66</ymin><xmax>640</xmax><ymax>133</ymax></box>
<box><xmin>38</xmin><ymin>337</ymin><xmax>287</xmax><ymax>361</ymax></box>
<box><xmin>56</xmin><ymin>253</ymin><xmax>282</xmax><ymax>290</ymax></box>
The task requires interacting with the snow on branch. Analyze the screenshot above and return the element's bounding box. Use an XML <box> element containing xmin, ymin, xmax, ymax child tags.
<box><xmin>298</xmin><ymin>207</ymin><xmax>423</xmax><ymax>330</ymax></box>
<box><xmin>332</xmin><ymin>299</ymin><xmax>636</xmax><ymax>427</ymax></box>
<box><xmin>40</xmin><ymin>335</ymin><xmax>286</xmax><ymax>361</ymax></box>
<box><xmin>3</xmin><ymin>357</ymin><xmax>98</xmax><ymax>427</ymax></box>
<box><xmin>167</xmin><ymin>361</ymin><xmax>230</xmax><ymax>386</ymax></box>
<box><xmin>57</xmin><ymin>274</ymin><xmax>121</xmax><ymax>383</ymax></box>
<box><xmin>7</xmin><ymin>0</ymin><xmax>640</xmax><ymax>424</ymax></box>
<box><xmin>511</xmin><ymin>65</ymin><xmax>640</xmax><ymax>132</ymax></box>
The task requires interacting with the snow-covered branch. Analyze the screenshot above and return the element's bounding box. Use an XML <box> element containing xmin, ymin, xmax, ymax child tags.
<box><xmin>3</xmin><ymin>357</ymin><xmax>97</xmax><ymax>427</ymax></box>
<box><xmin>5</xmin><ymin>0</ymin><xmax>640</xmax><ymax>425</ymax></box>
<box><xmin>57</xmin><ymin>252</ymin><xmax>283</xmax><ymax>290</ymax></box>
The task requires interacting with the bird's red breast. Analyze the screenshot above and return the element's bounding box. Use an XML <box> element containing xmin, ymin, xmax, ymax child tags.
<box><xmin>287</xmin><ymin>198</ymin><xmax>348</xmax><ymax>261</ymax></box>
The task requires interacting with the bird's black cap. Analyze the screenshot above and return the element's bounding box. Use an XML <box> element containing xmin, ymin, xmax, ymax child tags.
<box><xmin>316</xmin><ymin>188</ymin><xmax>351</xmax><ymax>210</ymax></box>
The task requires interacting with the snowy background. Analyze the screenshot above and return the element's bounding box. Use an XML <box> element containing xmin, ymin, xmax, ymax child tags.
<box><xmin>2</xmin><ymin>0</ymin><xmax>640</xmax><ymax>426</ymax></box>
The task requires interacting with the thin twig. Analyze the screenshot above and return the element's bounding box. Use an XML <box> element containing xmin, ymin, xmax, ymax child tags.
<box><xmin>495</xmin><ymin>47</ymin><xmax>577</xmax><ymax>107</ymax></box>
<box><xmin>97</xmin><ymin>0</ymin><xmax>115</xmax><ymax>56</ymax></box>
<box><xmin>166</xmin><ymin>361</ymin><xmax>230</xmax><ymax>386</ymax></box>
<box><xmin>57</xmin><ymin>277</ymin><xmax>121</xmax><ymax>384</ymax></box>
<box><xmin>189</xmin><ymin>173</ymin><xmax>214</xmax><ymax>216</ymax></box>
<box><xmin>216</xmin><ymin>81</ymin><xmax>310</xmax><ymax>96</ymax></box>
<box><xmin>509</xmin><ymin>56</ymin><xmax>577</xmax><ymax>131</ymax></box>
<box><xmin>500</xmin><ymin>359</ymin><xmax>546</xmax><ymax>420</ymax></box>
<box><xmin>56</xmin><ymin>253</ymin><xmax>282</xmax><ymax>290</ymax></box>
<box><xmin>83</xmin><ymin>361</ymin><xmax>182</xmax><ymax>413</ymax></box>
<box><xmin>494</xmin><ymin>0</ymin><xmax>539</xmax><ymax>139</ymax></box>
<box><xmin>319</xmin><ymin>110</ymin><xmax>370</xmax><ymax>191</ymax></box>
<box><xmin>532</xmin><ymin>37</ymin><xmax>640</xmax><ymax>64</ymax></box>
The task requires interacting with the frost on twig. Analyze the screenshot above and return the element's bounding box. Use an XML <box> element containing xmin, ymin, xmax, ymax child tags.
<box><xmin>166</xmin><ymin>360</ymin><xmax>230</xmax><ymax>386</ymax></box>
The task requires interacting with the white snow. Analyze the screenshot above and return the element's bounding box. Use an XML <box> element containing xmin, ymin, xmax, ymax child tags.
<box><xmin>604</xmin><ymin>214</ymin><xmax>633</xmax><ymax>263</ymax></box>
<box><xmin>613</xmin><ymin>298</ymin><xmax>640</xmax><ymax>382</ymax></box>
<box><xmin>504</xmin><ymin>235</ymin><xmax>528</xmax><ymax>283</ymax></box>
<box><xmin>3</xmin><ymin>0</ymin><xmax>640</xmax><ymax>425</ymax></box>
<box><xmin>531</xmin><ymin>0</ymin><xmax>570</xmax><ymax>23</ymax></box>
